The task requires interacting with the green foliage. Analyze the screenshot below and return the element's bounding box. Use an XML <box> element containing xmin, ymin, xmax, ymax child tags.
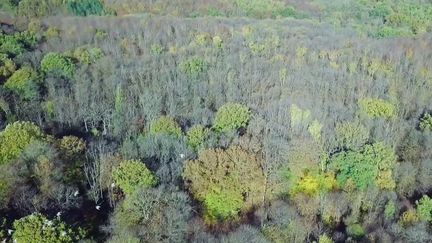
<box><xmin>290</xmin><ymin>104</ymin><xmax>311</xmax><ymax>128</ymax></box>
<box><xmin>41</xmin><ymin>52</ymin><xmax>75</xmax><ymax>78</ymax></box>
<box><xmin>149</xmin><ymin>116</ymin><xmax>182</xmax><ymax>137</ymax></box>
<box><xmin>308</xmin><ymin>120</ymin><xmax>323</xmax><ymax>142</ymax></box>
<box><xmin>0</xmin><ymin>121</ymin><xmax>45</xmax><ymax>165</ymax></box>
<box><xmin>233</xmin><ymin>0</ymin><xmax>299</xmax><ymax>18</ymax></box>
<box><xmin>0</xmin><ymin>54</ymin><xmax>16</xmax><ymax>80</ymax></box>
<box><xmin>183</xmin><ymin>146</ymin><xmax>265</xmax><ymax>222</ymax></box>
<box><xmin>359</xmin><ymin>98</ymin><xmax>395</xmax><ymax>119</ymax></box>
<box><xmin>318</xmin><ymin>234</ymin><xmax>333</xmax><ymax>243</ymax></box>
<box><xmin>335</xmin><ymin>121</ymin><xmax>369</xmax><ymax>150</ymax></box>
<box><xmin>150</xmin><ymin>44</ymin><xmax>164</xmax><ymax>55</ymax></box>
<box><xmin>59</xmin><ymin>135</ymin><xmax>86</xmax><ymax>156</ymax></box>
<box><xmin>0</xmin><ymin>33</ymin><xmax>24</xmax><ymax>57</ymax></box>
<box><xmin>204</xmin><ymin>189</ymin><xmax>243</xmax><ymax>221</ymax></box>
<box><xmin>186</xmin><ymin>125</ymin><xmax>208</xmax><ymax>150</ymax></box>
<box><xmin>213</xmin><ymin>103</ymin><xmax>252</xmax><ymax>133</ymax></box>
<box><xmin>384</xmin><ymin>201</ymin><xmax>396</xmax><ymax>220</ymax></box>
<box><xmin>416</xmin><ymin>195</ymin><xmax>432</xmax><ymax>223</ymax></box>
<box><xmin>419</xmin><ymin>113</ymin><xmax>432</xmax><ymax>132</ymax></box>
<box><xmin>66</xmin><ymin>0</ymin><xmax>106</xmax><ymax>16</ymax></box>
<box><xmin>330</xmin><ymin>142</ymin><xmax>396</xmax><ymax>190</ymax></box>
<box><xmin>399</xmin><ymin>209</ymin><xmax>419</xmax><ymax>227</ymax></box>
<box><xmin>112</xmin><ymin>159</ymin><xmax>157</xmax><ymax>195</ymax></box>
<box><xmin>13</xmin><ymin>213</ymin><xmax>85</xmax><ymax>243</ymax></box>
<box><xmin>4</xmin><ymin>66</ymin><xmax>39</xmax><ymax>100</ymax></box>
<box><xmin>346</xmin><ymin>223</ymin><xmax>365</xmax><ymax>239</ymax></box>
<box><xmin>66</xmin><ymin>46</ymin><xmax>104</xmax><ymax>64</ymax></box>
<box><xmin>289</xmin><ymin>172</ymin><xmax>337</xmax><ymax>197</ymax></box>
<box><xmin>180</xmin><ymin>57</ymin><xmax>207</xmax><ymax>78</ymax></box>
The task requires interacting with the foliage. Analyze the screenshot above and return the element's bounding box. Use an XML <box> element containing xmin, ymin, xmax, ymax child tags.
<box><xmin>330</xmin><ymin>142</ymin><xmax>396</xmax><ymax>190</ymax></box>
<box><xmin>0</xmin><ymin>33</ymin><xmax>24</xmax><ymax>57</ymax></box>
<box><xmin>66</xmin><ymin>46</ymin><xmax>104</xmax><ymax>64</ymax></box>
<box><xmin>346</xmin><ymin>223</ymin><xmax>365</xmax><ymax>239</ymax></box>
<box><xmin>419</xmin><ymin>113</ymin><xmax>432</xmax><ymax>132</ymax></box>
<box><xmin>399</xmin><ymin>209</ymin><xmax>419</xmax><ymax>227</ymax></box>
<box><xmin>0</xmin><ymin>54</ymin><xmax>16</xmax><ymax>79</ymax></box>
<box><xmin>358</xmin><ymin>98</ymin><xmax>395</xmax><ymax>119</ymax></box>
<box><xmin>66</xmin><ymin>0</ymin><xmax>106</xmax><ymax>16</ymax></box>
<box><xmin>335</xmin><ymin>121</ymin><xmax>369</xmax><ymax>150</ymax></box>
<box><xmin>4</xmin><ymin>66</ymin><xmax>39</xmax><ymax>100</ymax></box>
<box><xmin>183</xmin><ymin>146</ymin><xmax>265</xmax><ymax>222</ymax></box>
<box><xmin>112</xmin><ymin>159</ymin><xmax>157</xmax><ymax>195</ymax></box>
<box><xmin>416</xmin><ymin>195</ymin><xmax>432</xmax><ymax>223</ymax></box>
<box><xmin>289</xmin><ymin>172</ymin><xmax>337</xmax><ymax>197</ymax></box>
<box><xmin>180</xmin><ymin>57</ymin><xmax>207</xmax><ymax>78</ymax></box>
<box><xmin>0</xmin><ymin>121</ymin><xmax>45</xmax><ymax>165</ymax></box>
<box><xmin>41</xmin><ymin>52</ymin><xmax>75</xmax><ymax>78</ymax></box>
<box><xmin>290</xmin><ymin>104</ymin><xmax>311</xmax><ymax>129</ymax></box>
<box><xmin>186</xmin><ymin>124</ymin><xmax>208</xmax><ymax>150</ymax></box>
<box><xmin>12</xmin><ymin>213</ymin><xmax>85</xmax><ymax>243</ymax></box>
<box><xmin>149</xmin><ymin>116</ymin><xmax>182</xmax><ymax>138</ymax></box>
<box><xmin>318</xmin><ymin>234</ymin><xmax>333</xmax><ymax>243</ymax></box>
<box><xmin>308</xmin><ymin>120</ymin><xmax>323</xmax><ymax>142</ymax></box>
<box><xmin>384</xmin><ymin>201</ymin><xmax>396</xmax><ymax>220</ymax></box>
<box><xmin>213</xmin><ymin>103</ymin><xmax>252</xmax><ymax>133</ymax></box>
<box><xmin>59</xmin><ymin>135</ymin><xmax>86</xmax><ymax>156</ymax></box>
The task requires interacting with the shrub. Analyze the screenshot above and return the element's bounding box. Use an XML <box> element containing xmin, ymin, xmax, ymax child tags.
<box><xmin>335</xmin><ymin>121</ymin><xmax>369</xmax><ymax>150</ymax></box>
<box><xmin>399</xmin><ymin>209</ymin><xmax>419</xmax><ymax>227</ymax></box>
<box><xmin>59</xmin><ymin>135</ymin><xmax>86</xmax><ymax>156</ymax></box>
<box><xmin>13</xmin><ymin>213</ymin><xmax>85</xmax><ymax>243</ymax></box>
<box><xmin>0</xmin><ymin>54</ymin><xmax>16</xmax><ymax>79</ymax></box>
<box><xmin>41</xmin><ymin>52</ymin><xmax>75</xmax><ymax>78</ymax></box>
<box><xmin>112</xmin><ymin>159</ymin><xmax>157</xmax><ymax>195</ymax></box>
<box><xmin>0</xmin><ymin>33</ymin><xmax>23</xmax><ymax>56</ymax></box>
<box><xmin>149</xmin><ymin>116</ymin><xmax>182</xmax><ymax>137</ymax></box>
<box><xmin>346</xmin><ymin>223</ymin><xmax>365</xmax><ymax>239</ymax></box>
<box><xmin>319</xmin><ymin>234</ymin><xmax>333</xmax><ymax>243</ymax></box>
<box><xmin>186</xmin><ymin>125</ymin><xmax>208</xmax><ymax>150</ymax></box>
<box><xmin>180</xmin><ymin>57</ymin><xmax>207</xmax><ymax>78</ymax></box>
<box><xmin>384</xmin><ymin>201</ymin><xmax>396</xmax><ymax>220</ymax></box>
<box><xmin>66</xmin><ymin>46</ymin><xmax>104</xmax><ymax>64</ymax></box>
<box><xmin>358</xmin><ymin>98</ymin><xmax>395</xmax><ymax>118</ymax></box>
<box><xmin>289</xmin><ymin>172</ymin><xmax>337</xmax><ymax>196</ymax></box>
<box><xmin>0</xmin><ymin>121</ymin><xmax>45</xmax><ymax>165</ymax></box>
<box><xmin>416</xmin><ymin>195</ymin><xmax>432</xmax><ymax>223</ymax></box>
<box><xmin>213</xmin><ymin>103</ymin><xmax>252</xmax><ymax>133</ymax></box>
<box><xmin>66</xmin><ymin>0</ymin><xmax>106</xmax><ymax>16</ymax></box>
<box><xmin>4</xmin><ymin>66</ymin><xmax>39</xmax><ymax>100</ymax></box>
<box><xmin>183</xmin><ymin>146</ymin><xmax>265</xmax><ymax>222</ymax></box>
<box><xmin>419</xmin><ymin>113</ymin><xmax>432</xmax><ymax>131</ymax></box>
<box><xmin>330</xmin><ymin>142</ymin><xmax>396</xmax><ymax>190</ymax></box>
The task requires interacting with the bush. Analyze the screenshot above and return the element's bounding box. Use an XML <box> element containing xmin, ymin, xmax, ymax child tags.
<box><xmin>0</xmin><ymin>54</ymin><xmax>16</xmax><ymax>79</ymax></box>
<box><xmin>419</xmin><ymin>113</ymin><xmax>432</xmax><ymax>132</ymax></box>
<box><xmin>358</xmin><ymin>98</ymin><xmax>396</xmax><ymax>119</ymax></box>
<box><xmin>149</xmin><ymin>116</ymin><xmax>182</xmax><ymax>138</ymax></box>
<box><xmin>41</xmin><ymin>52</ymin><xmax>75</xmax><ymax>78</ymax></box>
<box><xmin>0</xmin><ymin>33</ymin><xmax>24</xmax><ymax>56</ymax></box>
<box><xmin>289</xmin><ymin>172</ymin><xmax>337</xmax><ymax>197</ymax></box>
<box><xmin>399</xmin><ymin>209</ymin><xmax>419</xmax><ymax>227</ymax></box>
<box><xmin>186</xmin><ymin>125</ymin><xmax>208</xmax><ymax>150</ymax></box>
<box><xmin>213</xmin><ymin>103</ymin><xmax>252</xmax><ymax>133</ymax></box>
<box><xmin>112</xmin><ymin>159</ymin><xmax>157</xmax><ymax>195</ymax></box>
<box><xmin>13</xmin><ymin>213</ymin><xmax>85</xmax><ymax>243</ymax></box>
<box><xmin>4</xmin><ymin>66</ymin><xmax>39</xmax><ymax>100</ymax></box>
<box><xmin>384</xmin><ymin>201</ymin><xmax>396</xmax><ymax>220</ymax></box>
<box><xmin>66</xmin><ymin>46</ymin><xmax>104</xmax><ymax>64</ymax></box>
<box><xmin>183</xmin><ymin>146</ymin><xmax>265</xmax><ymax>222</ymax></box>
<box><xmin>66</xmin><ymin>0</ymin><xmax>106</xmax><ymax>16</ymax></box>
<box><xmin>0</xmin><ymin>121</ymin><xmax>45</xmax><ymax>165</ymax></box>
<box><xmin>330</xmin><ymin>142</ymin><xmax>396</xmax><ymax>190</ymax></box>
<box><xmin>335</xmin><ymin>121</ymin><xmax>369</xmax><ymax>150</ymax></box>
<box><xmin>416</xmin><ymin>195</ymin><xmax>432</xmax><ymax>223</ymax></box>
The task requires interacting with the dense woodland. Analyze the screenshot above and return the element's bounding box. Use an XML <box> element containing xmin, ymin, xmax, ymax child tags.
<box><xmin>0</xmin><ymin>0</ymin><xmax>432</xmax><ymax>242</ymax></box>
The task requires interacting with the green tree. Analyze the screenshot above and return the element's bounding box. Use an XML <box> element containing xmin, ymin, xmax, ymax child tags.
<box><xmin>0</xmin><ymin>121</ymin><xmax>45</xmax><ymax>165</ymax></box>
<box><xmin>330</xmin><ymin>142</ymin><xmax>396</xmax><ymax>190</ymax></box>
<box><xmin>13</xmin><ymin>213</ymin><xmax>85</xmax><ymax>243</ymax></box>
<box><xmin>419</xmin><ymin>113</ymin><xmax>432</xmax><ymax>131</ymax></box>
<box><xmin>149</xmin><ymin>116</ymin><xmax>182</xmax><ymax>137</ymax></box>
<box><xmin>358</xmin><ymin>98</ymin><xmax>395</xmax><ymax>119</ymax></box>
<box><xmin>4</xmin><ymin>66</ymin><xmax>39</xmax><ymax>100</ymax></box>
<box><xmin>186</xmin><ymin>124</ymin><xmax>208</xmax><ymax>150</ymax></box>
<box><xmin>0</xmin><ymin>54</ymin><xmax>16</xmax><ymax>80</ymax></box>
<box><xmin>183</xmin><ymin>146</ymin><xmax>265</xmax><ymax>222</ymax></box>
<box><xmin>112</xmin><ymin>159</ymin><xmax>157</xmax><ymax>195</ymax></box>
<box><xmin>335</xmin><ymin>121</ymin><xmax>369</xmax><ymax>150</ymax></box>
<box><xmin>66</xmin><ymin>0</ymin><xmax>106</xmax><ymax>16</ymax></box>
<box><xmin>213</xmin><ymin>103</ymin><xmax>252</xmax><ymax>133</ymax></box>
<box><xmin>416</xmin><ymin>195</ymin><xmax>432</xmax><ymax>223</ymax></box>
<box><xmin>41</xmin><ymin>52</ymin><xmax>75</xmax><ymax>78</ymax></box>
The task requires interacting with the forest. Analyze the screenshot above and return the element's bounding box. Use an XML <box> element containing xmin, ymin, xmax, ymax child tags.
<box><xmin>0</xmin><ymin>0</ymin><xmax>432</xmax><ymax>242</ymax></box>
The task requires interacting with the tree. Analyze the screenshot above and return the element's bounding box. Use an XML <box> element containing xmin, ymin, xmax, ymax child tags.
<box><xmin>41</xmin><ymin>52</ymin><xmax>75</xmax><ymax>78</ymax></box>
<box><xmin>213</xmin><ymin>103</ymin><xmax>252</xmax><ymax>133</ymax></box>
<box><xmin>111</xmin><ymin>187</ymin><xmax>191</xmax><ymax>243</ymax></box>
<box><xmin>13</xmin><ymin>213</ymin><xmax>85</xmax><ymax>243</ymax></box>
<box><xmin>112</xmin><ymin>159</ymin><xmax>157</xmax><ymax>195</ymax></box>
<box><xmin>416</xmin><ymin>195</ymin><xmax>432</xmax><ymax>223</ymax></box>
<box><xmin>183</xmin><ymin>146</ymin><xmax>265</xmax><ymax>222</ymax></box>
<box><xmin>330</xmin><ymin>142</ymin><xmax>396</xmax><ymax>190</ymax></box>
<box><xmin>4</xmin><ymin>66</ymin><xmax>39</xmax><ymax>100</ymax></box>
<box><xmin>66</xmin><ymin>0</ymin><xmax>106</xmax><ymax>16</ymax></box>
<box><xmin>335</xmin><ymin>121</ymin><xmax>369</xmax><ymax>150</ymax></box>
<box><xmin>0</xmin><ymin>121</ymin><xmax>45</xmax><ymax>165</ymax></box>
<box><xmin>358</xmin><ymin>98</ymin><xmax>395</xmax><ymax>119</ymax></box>
<box><xmin>149</xmin><ymin>116</ymin><xmax>182</xmax><ymax>138</ymax></box>
<box><xmin>186</xmin><ymin>124</ymin><xmax>209</xmax><ymax>150</ymax></box>
<box><xmin>419</xmin><ymin>113</ymin><xmax>432</xmax><ymax>131</ymax></box>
